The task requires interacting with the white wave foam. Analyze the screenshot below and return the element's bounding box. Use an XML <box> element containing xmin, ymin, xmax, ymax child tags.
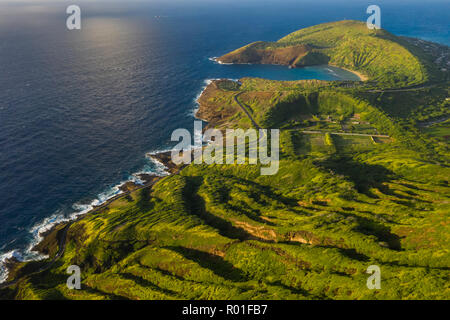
<box><xmin>144</xmin><ymin>152</ymin><xmax>171</xmax><ymax>177</ymax></box>
<box><xmin>0</xmin><ymin>250</ymin><xmax>25</xmax><ymax>283</ymax></box>
<box><xmin>210</xmin><ymin>56</ymin><xmax>255</xmax><ymax>66</ymax></box>
<box><xmin>0</xmin><ymin>149</ymin><xmax>175</xmax><ymax>283</ymax></box>
<box><xmin>189</xmin><ymin>79</ymin><xmax>215</xmax><ymax>118</ymax></box>
<box><xmin>325</xmin><ymin>67</ymin><xmax>338</xmax><ymax>76</ymax></box>
<box><xmin>0</xmin><ymin>74</ymin><xmax>245</xmax><ymax>283</ymax></box>
<box><xmin>209</xmin><ymin>57</ymin><xmax>233</xmax><ymax>65</ymax></box>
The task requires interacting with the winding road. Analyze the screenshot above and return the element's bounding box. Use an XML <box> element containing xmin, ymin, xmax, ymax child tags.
<box><xmin>234</xmin><ymin>93</ymin><xmax>261</xmax><ymax>129</ymax></box>
<box><xmin>288</xmin><ymin>130</ymin><xmax>390</xmax><ymax>138</ymax></box>
<box><xmin>234</xmin><ymin>93</ymin><xmax>390</xmax><ymax>138</ymax></box>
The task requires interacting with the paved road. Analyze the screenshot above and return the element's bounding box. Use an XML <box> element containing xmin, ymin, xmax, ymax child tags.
<box><xmin>233</xmin><ymin>93</ymin><xmax>268</xmax><ymax>146</ymax></box>
<box><xmin>0</xmin><ymin>93</ymin><xmax>391</xmax><ymax>290</ymax></box>
<box><xmin>234</xmin><ymin>93</ymin><xmax>261</xmax><ymax>129</ymax></box>
<box><xmin>289</xmin><ymin>129</ymin><xmax>390</xmax><ymax>138</ymax></box>
<box><xmin>367</xmin><ymin>84</ymin><xmax>436</xmax><ymax>93</ymax></box>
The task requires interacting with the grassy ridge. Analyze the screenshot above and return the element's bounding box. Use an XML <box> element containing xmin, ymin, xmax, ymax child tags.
<box><xmin>2</xmin><ymin>153</ymin><xmax>449</xmax><ymax>299</ymax></box>
<box><xmin>1</xmin><ymin>21</ymin><xmax>449</xmax><ymax>300</ymax></box>
<box><xmin>219</xmin><ymin>20</ymin><xmax>447</xmax><ymax>87</ymax></box>
<box><xmin>1</xmin><ymin>77</ymin><xmax>449</xmax><ymax>300</ymax></box>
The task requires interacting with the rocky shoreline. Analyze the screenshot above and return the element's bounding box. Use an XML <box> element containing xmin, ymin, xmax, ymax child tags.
<box><xmin>0</xmin><ymin>70</ymin><xmax>221</xmax><ymax>286</ymax></box>
<box><xmin>0</xmin><ymin>151</ymin><xmax>182</xmax><ymax>286</ymax></box>
<box><xmin>1</xmin><ymin>77</ymin><xmax>222</xmax><ymax>285</ymax></box>
<box><xmin>1</xmin><ymin>75</ymin><xmax>223</xmax><ymax>285</ymax></box>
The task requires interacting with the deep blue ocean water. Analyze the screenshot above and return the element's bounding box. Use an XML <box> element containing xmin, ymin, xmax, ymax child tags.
<box><xmin>0</xmin><ymin>0</ymin><xmax>449</xmax><ymax>280</ymax></box>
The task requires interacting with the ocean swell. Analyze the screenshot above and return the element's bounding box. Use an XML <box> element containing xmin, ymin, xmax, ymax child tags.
<box><xmin>0</xmin><ymin>152</ymin><xmax>170</xmax><ymax>284</ymax></box>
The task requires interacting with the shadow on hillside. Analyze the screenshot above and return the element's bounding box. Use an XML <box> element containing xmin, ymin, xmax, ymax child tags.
<box><xmin>347</xmin><ymin>214</ymin><xmax>403</xmax><ymax>251</ymax></box>
<box><xmin>318</xmin><ymin>156</ymin><xmax>396</xmax><ymax>199</ymax></box>
<box><xmin>270</xmin><ymin>280</ymin><xmax>311</xmax><ymax>297</ymax></box>
<box><xmin>0</xmin><ymin>287</ymin><xmax>15</xmax><ymax>300</ymax></box>
<box><xmin>83</xmin><ymin>285</ymin><xmax>130</xmax><ymax>300</ymax></box>
<box><xmin>136</xmin><ymin>187</ymin><xmax>154</xmax><ymax>211</ymax></box>
<box><xmin>135</xmin><ymin>263</ymin><xmax>188</xmax><ymax>282</ymax></box>
<box><xmin>23</xmin><ymin>267</ymin><xmax>129</xmax><ymax>300</ymax></box>
<box><xmin>120</xmin><ymin>272</ymin><xmax>178</xmax><ymax>296</ymax></box>
<box><xmin>321</xmin><ymin>246</ymin><xmax>371</xmax><ymax>262</ymax></box>
<box><xmin>382</xmin><ymin>261</ymin><xmax>450</xmax><ymax>271</ymax></box>
<box><xmin>167</xmin><ymin>246</ymin><xmax>248</xmax><ymax>282</ymax></box>
<box><xmin>398</xmin><ymin>182</ymin><xmax>430</xmax><ymax>192</ymax></box>
<box><xmin>239</xmin><ymin>178</ymin><xmax>300</xmax><ymax>208</ymax></box>
<box><xmin>183</xmin><ymin>176</ymin><xmax>271</xmax><ymax>241</ymax></box>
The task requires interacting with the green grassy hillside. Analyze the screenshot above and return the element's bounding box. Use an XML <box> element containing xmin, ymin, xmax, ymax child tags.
<box><xmin>1</xmin><ymin>20</ymin><xmax>449</xmax><ymax>300</ymax></box>
<box><xmin>2</xmin><ymin>150</ymin><xmax>449</xmax><ymax>300</ymax></box>
<box><xmin>1</xmin><ymin>77</ymin><xmax>449</xmax><ymax>300</ymax></box>
<box><xmin>218</xmin><ymin>20</ymin><xmax>446</xmax><ymax>87</ymax></box>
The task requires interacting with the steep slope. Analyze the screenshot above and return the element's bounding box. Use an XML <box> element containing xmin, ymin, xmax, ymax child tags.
<box><xmin>1</xmin><ymin>21</ymin><xmax>449</xmax><ymax>300</ymax></box>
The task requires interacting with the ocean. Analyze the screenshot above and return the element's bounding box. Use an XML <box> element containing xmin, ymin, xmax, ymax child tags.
<box><xmin>0</xmin><ymin>0</ymin><xmax>449</xmax><ymax>281</ymax></box>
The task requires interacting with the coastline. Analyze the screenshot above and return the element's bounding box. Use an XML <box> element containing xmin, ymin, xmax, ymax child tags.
<box><xmin>0</xmin><ymin>157</ymin><xmax>170</xmax><ymax>283</ymax></box>
<box><xmin>0</xmin><ymin>153</ymin><xmax>178</xmax><ymax>287</ymax></box>
<box><xmin>213</xmin><ymin>56</ymin><xmax>369</xmax><ymax>82</ymax></box>
<box><xmin>0</xmin><ymin>70</ymin><xmax>351</xmax><ymax>285</ymax></box>
<box><xmin>0</xmin><ymin>57</ymin><xmax>367</xmax><ymax>286</ymax></box>
<box><xmin>329</xmin><ymin>64</ymin><xmax>369</xmax><ymax>81</ymax></box>
<box><xmin>1</xmin><ymin>13</ymin><xmax>448</xmax><ymax>299</ymax></box>
<box><xmin>0</xmin><ymin>80</ymin><xmax>214</xmax><ymax>286</ymax></box>
<box><xmin>0</xmin><ymin>63</ymin><xmax>366</xmax><ymax>285</ymax></box>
